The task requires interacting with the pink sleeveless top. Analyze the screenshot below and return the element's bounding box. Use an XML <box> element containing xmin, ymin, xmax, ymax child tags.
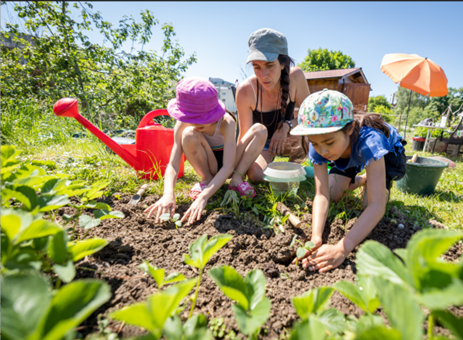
<box><xmin>203</xmin><ymin>117</ymin><xmax>224</xmax><ymax>151</ymax></box>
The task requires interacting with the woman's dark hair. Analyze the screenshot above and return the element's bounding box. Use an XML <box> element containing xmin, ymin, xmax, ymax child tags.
<box><xmin>341</xmin><ymin>112</ymin><xmax>390</xmax><ymax>140</ymax></box>
<box><xmin>278</xmin><ymin>54</ymin><xmax>295</xmax><ymax>119</ymax></box>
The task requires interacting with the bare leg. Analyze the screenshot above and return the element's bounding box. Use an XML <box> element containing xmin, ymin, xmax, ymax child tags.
<box><xmin>328</xmin><ymin>174</ymin><xmax>352</xmax><ymax>202</ymax></box>
<box><xmin>348</xmin><ymin>173</ymin><xmax>367</xmax><ymax>191</ymax></box>
<box><xmin>230</xmin><ymin>123</ymin><xmax>267</xmax><ymax>186</ymax></box>
<box><xmin>181</xmin><ymin>126</ymin><xmax>217</xmax><ymax>185</ymax></box>
<box><xmin>246</xmin><ymin>151</ymin><xmax>274</xmax><ymax>182</ymax></box>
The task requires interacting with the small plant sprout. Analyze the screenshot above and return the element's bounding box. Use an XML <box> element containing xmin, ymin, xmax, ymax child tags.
<box><xmin>208</xmin><ymin>266</ymin><xmax>271</xmax><ymax>340</ymax></box>
<box><xmin>160</xmin><ymin>212</ymin><xmax>182</xmax><ymax>228</ymax></box>
<box><xmin>138</xmin><ymin>260</ymin><xmax>185</xmax><ymax>289</ymax></box>
<box><xmin>221</xmin><ymin>189</ymin><xmax>240</xmax><ymax>218</ymax></box>
<box><xmin>294</xmin><ymin>240</ymin><xmax>316</xmax><ymax>266</ymax></box>
<box><xmin>183</xmin><ymin>234</ymin><xmax>233</xmax><ymax>318</ymax></box>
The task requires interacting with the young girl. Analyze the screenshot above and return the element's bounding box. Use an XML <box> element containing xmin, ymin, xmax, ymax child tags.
<box><xmin>144</xmin><ymin>77</ymin><xmax>267</xmax><ymax>226</ymax></box>
<box><xmin>290</xmin><ymin>89</ymin><xmax>407</xmax><ymax>272</ymax></box>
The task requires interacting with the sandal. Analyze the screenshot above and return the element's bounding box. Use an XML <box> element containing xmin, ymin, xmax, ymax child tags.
<box><xmin>228</xmin><ymin>181</ymin><xmax>256</xmax><ymax>198</ymax></box>
<box><xmin>189</xmin><ymin>182</ymin><xmax>207</xmax><ymax>200</ymax></box>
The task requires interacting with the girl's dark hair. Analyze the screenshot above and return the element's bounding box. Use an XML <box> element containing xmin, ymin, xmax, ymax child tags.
<box><xmin>278</xmin><ymin>54</ymin><xmax>295</xmax><ymax>119</ymax></box>
<box><xmin>226</xmin><ymin>109</ymin><xmax>237</xmax><ymax>122</ymax></box>
<box><xmin>341</xmin><ymin>112</ymin><xmax>390</xmax><ymax>140</ymax></box>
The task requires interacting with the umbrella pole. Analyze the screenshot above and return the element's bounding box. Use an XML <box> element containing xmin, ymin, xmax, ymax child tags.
<box><xmin>403</xmin><ymin>89</ymin><xmax>412</xmax><ymax>139</ymax></box>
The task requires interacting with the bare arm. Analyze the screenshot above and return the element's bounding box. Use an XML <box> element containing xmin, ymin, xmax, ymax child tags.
<box><xmin>236</xmin><ymin>79</ymin><xmax>255</xmax><ymax>142</ymax></box>
<box><xmin>311</xmin><ymin>162</ymin><xmax>330</xmax><ymax>245</ymax></box>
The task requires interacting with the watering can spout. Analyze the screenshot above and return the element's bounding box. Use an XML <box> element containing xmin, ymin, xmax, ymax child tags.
<box><xmin>53</xmin><ymin>98</ymin><xmax>141</xmax><ymax>170</ymax></box>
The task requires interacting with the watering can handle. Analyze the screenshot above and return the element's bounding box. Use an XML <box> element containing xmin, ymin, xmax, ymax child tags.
<box><xmin>138</xmin><ymin>109</ymin><xmax>171</xmax><ymax>129</ymax></box>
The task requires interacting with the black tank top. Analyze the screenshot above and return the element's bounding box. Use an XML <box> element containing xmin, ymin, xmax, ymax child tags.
<box><xmin>252</xmin><ymin>79</ymin><xmax>296</xmax><ymax>141</ymax></box>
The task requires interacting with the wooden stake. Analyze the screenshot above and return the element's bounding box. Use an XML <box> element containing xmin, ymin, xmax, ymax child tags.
<box><xmin>277</xmin><ymin>202</ymin><xmax>303</xmax><ymax>228</ymax></box>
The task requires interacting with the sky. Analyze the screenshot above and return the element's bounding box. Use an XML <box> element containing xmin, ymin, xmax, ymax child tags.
<box><xmin>2</xmin><ymin>1</ymin><xmax>463</xmax><ymax>100</ymax></box>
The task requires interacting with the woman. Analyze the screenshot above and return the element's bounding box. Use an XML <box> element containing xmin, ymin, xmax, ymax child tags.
<box><xmin>235</xmin><ymin>28</ymin><xmax>310</xmax><ymax>182</ymax></box>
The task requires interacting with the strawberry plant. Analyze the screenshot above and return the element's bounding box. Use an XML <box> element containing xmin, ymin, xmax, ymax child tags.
<box><xmin>1</xmin><ymin>272</ymin><xmax>111</xmax><ymax>340</ymax></box>
<box><xmin>208</xmin><ymin>266</ymin><xmax>271</xmax><ymax>340</ymax></box>
<box><xmin>183</xmin><ymin>234</ymin><xmax>233</xmax><ymax>318</ymax></box>
<box><xmin>139</xmin><ymin>260</ymin><xmax>185</xmax><ymax>289</ymax></box>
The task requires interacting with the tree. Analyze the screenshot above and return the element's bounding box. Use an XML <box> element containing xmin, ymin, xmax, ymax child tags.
<box><xmin>368</xmin><ymin>95</ymin><xmax>391</xmax><ymax>112</ymax></box>
<box><xmin>298</xmin><ymin>48</ymin><xmax>355</xmax><ymax>72</ymax></box>
<box><xmin>0</xmin><ymin>1</ymin><xmax>196</xmax><ymax>123</ymax></box>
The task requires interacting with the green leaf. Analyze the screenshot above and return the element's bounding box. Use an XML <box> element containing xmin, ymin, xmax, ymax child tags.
<box><xmin>183</xmin><ymin>314</ymin><xmax>208</xmax><ymax>337</ymax></box>
<box><xmin>183</xmin><ymin>234</ymin><xmax>232</xmax><ymax>269</ymax></box>
<box><xmin>53</xmin><ymin>259</ymin><xmax>76</xmax><ymax>283</ymax></box>
<box><xmin>172</xmin><ymin>213</ymin><xmax>180</xmax><ymax>221</ymax></box>
<box><xmin>160</xmin><ymin>213</ymin><xmax>171</xmax><ymax>221</ymax></box>
<box><xmin>334</xmin><ymin>280</ymin><xmax>367</xmax><ymax>312</ymax></box>
<box><xmin>356</xmin><ymin>240</ymin><xmax>411</xmax><ymax>287</ymax></box>
<box><xmin>208</xmin><ymin>265</ymin><xmax>249</xmax><ymax>310</ymax></box>
<box><xmin>1</xmin><ymin>212</ymin><xmax>22</xmax><ymax>241</ymax></box>
<box><xmin>373</xmin><ymin>276</ymin><xmax>424</xmax><ymax>340</ymax></box>
<box><xmin>68</xmin><ymin>238</ymin><xmax>108</xmax><ymax>262</ymax></box>
<box><xmin>305</xmin><ymin>241</ymin><xmax>316</xmax><ymax>250</ymax></box>
<box><xmin>417</xmin><ymin>277</ymin><xmax>463</xmax><ymax>310</ymax></box>
<box><xmin>245</xmin><ymin>269</ymin><xmax>267</xmax><ymax>311</ymax></box>
<box><xmin>1</xmin><ymin>145</ymin><xmax>20</xmax><ymax>165</ymax></box>
<box><xmin>232</xmin><ymin>297</ymin><xmax>271</xmax><ymax>335</ymax></box>
<box><xmin>163</xmin><ymin>272</ymin><xmax>186</xmax><ymax>285</ymax></box>
<box><xmin>202</xmin><ymin>234</ymin><xmax>233</xmax><ymax>267</ymax></box>
<box><xmin>16</xmin><ymin>219</ymin><xmax>61</xmax><ymax>244</ymax></box>
<box><xmin>84</xmin><ymin>181</ymin><xmax>109</xmax><ymax>201</ymax></box>
<box><xmin>38</xmin><ymin>194</ymin><xmax>70</xmax><ymax>212</ymax></box>
<box><xmin>355</xmin><ymin>314</ymin><xmax>385</xmax><ymax>335</ymax></box>
<box><xmin>393</xmin><ymin>248</ymin><xmax>407</xmax><ymax>262</ymax></box>
<box><xmin>433</xmin><ymin>310</ymin><xmax>463</xmax><ymax>339</ymax></box>
<box><xmin>175</xmin><ymin>221</ymin><xmax>182</xmax><ymax>228</ymax></box>
<box><xmin>79</xmin><ymin>215</ymin><xmax>101</xmax><ymax>230</ymax></box>
<box><xmin>292</xmin><ymin>287</ymin><xmax>334</xmax><ymax>320</ymax></box>
<box><xmin>110</xmin><ymin>303</ymin><xmax>155</xmax><ymax>336</ymax></box>
<box><xmin>1</xmin><ymin>273</ymin><xmax>52</xmax><ymax>340</ymax></box>
<box><xmin>48</xmin><ymin>230</ymin><xmax>68</xmax><ymax>264</ymax></box>
<box><xmin>80</xmin><ymin>201</ymin><xmax>111</xmax><ymax>211</ymax></box>
<box><xmin>163</xmin><ymin>315</ymin><xmax>183</xmax><ymax>340</ymax></box>
<box><xmin>139</xmin><ymin>260</ymin><xmax>165</xmax><ymax>288</ymax></box>
<box><xmin>2</xmin><ymin>233</ymin><xmax>11</xmax><ymax>263</ymax></box>
<box><xmin>357</xmin><ymin>326</ymin><xmax>401</xmax><ymax>340</ymax></box>
<box><xmin>334</xmin><ymin>276</ymin><xmax>379</xmax><ymax>314</ymax></box>
<box><xmin>3</xmin><ymin>186</ymin><xmax>38</xmax><ymax>210</ymax></box>
<box><xmin>40</xmin><ymin>280</ymin><xmax>111</xmax><ymax>340</ymax></box>
<box><xmin>289</xmin><ymin>317</ymin><xmax>327</xmax><ymax>340</ymax></box>
<box><xmin>317</xmin><ymin>308</ymin><xmax>347</xmax><ymax>335</ymax></box>
<box><xmin>297</xmin><ymin>247</ymin><xmax>307</xmax><ymax>259</ymax></box>
<box><xmin>93</xmin><ymin>209</ymin><xmax>125</xmax><ymax>220</ymax></box>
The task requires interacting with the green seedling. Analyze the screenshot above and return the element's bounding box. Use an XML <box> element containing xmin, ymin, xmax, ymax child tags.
<box><xmin>183</xmin><ymin>234</ymin><xmax>233</xmax><ymax>319</ymax></box>
<box><xmin>138</xmin><ymin>260</ymin><xmax>185</xmax><ymax>289</ymax></box>
<box><xmin>109</xmin><ymin>279</ymin><xmax>197</xmax><ymax>340</ymax></box>
<box><xmin>163</xmin><ymin>313</ymin><xmax>213</xmax><ymax>340</ymax></box>
<box><xmin>1</xmin><ymin>272</ymin><xmax>111</xmax><ymax>340</ymax></box>
<box><xmin>294</xmin><ymin>240</ymin><xmax>316</xmax><ymax>266</ymax></box>
<box><xmin>221</xmin><ymin>189</ymin><xmax>240</xmax><ymax>218</ymax></box>
<box><xmin>160</xmin><ymin>212</ymin><xmax>182</xmax><ymax>228</ymax></box>
<box><xmin>208</xmin><ymin>266</ymin><xmax>271</xmax><ymax>340</ymax></box>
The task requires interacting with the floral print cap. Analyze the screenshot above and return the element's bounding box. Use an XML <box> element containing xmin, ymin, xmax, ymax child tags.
<box><xmin>290</xmin><ymin>89</ymin><xmax>353</xmax><ymax>135</ymax></box>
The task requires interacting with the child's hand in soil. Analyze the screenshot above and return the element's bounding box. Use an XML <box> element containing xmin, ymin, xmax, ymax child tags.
<box><xmin>302</xmin><ymin>242</ymin><xmax>348</xmax><ymax>273</ymax></box>
<box><xmin>291</xmin><ymin>237</ymin><xmax>322</xmax><ymax>265</ymax></box>
<box><xmin>181</xmin><ymin>196</ymin><xmax>207</xmax><ymax>226</ymax></box>
<box><xmin>144</xmin><ymin>195</ymin><xmax>176</xmax><ymax>223</ymax></box>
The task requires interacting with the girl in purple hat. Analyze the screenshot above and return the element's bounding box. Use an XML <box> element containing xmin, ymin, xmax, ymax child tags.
<box><xmin>144</xmin><ymin>77</ymin><xmax>267</xmax><ymax>226</ymax></box>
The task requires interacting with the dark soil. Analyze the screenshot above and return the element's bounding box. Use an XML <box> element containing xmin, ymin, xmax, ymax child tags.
<box><xmin>67</xmin><ymin>193</ymin><xmax>463</xmax><ymax>339</ymax></box>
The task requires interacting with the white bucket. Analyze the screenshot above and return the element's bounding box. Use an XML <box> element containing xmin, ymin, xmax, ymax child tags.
<box><xmin>263</xmin><ymin>162</ymin><xmax>306</xmax><ymax>197</ymax></box>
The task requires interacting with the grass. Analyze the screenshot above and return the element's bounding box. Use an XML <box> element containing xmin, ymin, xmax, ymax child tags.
<box><xmin>4</xmin><ymin>101</ymin><xmax>462</xmax><ymax>231</ymax></box>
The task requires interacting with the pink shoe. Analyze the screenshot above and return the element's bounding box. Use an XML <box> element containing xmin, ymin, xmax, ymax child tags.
<box><xmin>228</xmin><ymin>181</ymin><xmax>256</xmax><ymax>198</ymax></box>
<box><xmin>189</xmin><ymin>182</ymin><xmax>207</xmax><ymax>200</ymax></box>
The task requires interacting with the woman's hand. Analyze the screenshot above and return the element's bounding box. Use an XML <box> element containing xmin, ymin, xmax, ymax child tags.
<box><xmin>181</xmin><ymin>196</ymin><xmax>208</xmax><ymax>226</ymax></box>
<box><xmin>144</xmin><ymin>195</ymin><xmax>176</xmax><ymax>223</ymax></box>
<box><xmin>301</xmin><ymin>242</ymin><xmax>349</xmax><ymax>273</ymax></box>
<box><xmin>268</xmin><ymin>123</ymin><xmax>289</xmax><ymax>157</ymax></box>
<box><xmin>291</xmin><ymin>236</ymin><xmax>322</xmax><ymax>265</ymax></box>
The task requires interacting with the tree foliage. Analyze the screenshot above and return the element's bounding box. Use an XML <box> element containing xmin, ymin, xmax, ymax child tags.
<box><xmin>0</xmin><ymin>1</ymin><xmax>196</xmax><ymax>123</ymax></box>
<box><xmin>368</xmin><ymin>95</ymin><xmax>391</xmax><ymax>112</ymax></box>
<box><xmin>298</xmin><ymin>48</ymin><xmax>355</xmax><ymax>72</ymax></box>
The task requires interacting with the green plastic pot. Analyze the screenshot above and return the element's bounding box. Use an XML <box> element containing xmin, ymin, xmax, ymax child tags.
<box><xmin>396</xmin><ymin>156</ymin><xmax>448</xmax><ymax>195</ymax></box>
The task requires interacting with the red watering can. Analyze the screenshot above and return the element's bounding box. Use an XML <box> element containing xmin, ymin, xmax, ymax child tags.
<box><xmin>53</xmin><ymin>98</ymin><xmax>184</xmax><ymax>180</ymax></box>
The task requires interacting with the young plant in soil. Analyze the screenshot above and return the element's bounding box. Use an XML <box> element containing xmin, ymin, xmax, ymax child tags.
<box><xmin>262</xmin><ymin>203</ymin><xmax>290</xmax><ymax>235</ymax></box>
<box><xmin>208</xmin><ymin>266</ymin><xmax>271</xmax><ymax>340</ymax></box>
<box><xmin>221</xmin><ymin>189</ymin><xmax>240</xmax><ymax>218</ymax></box>
<box><xmin>159</xmin><ymin>212</ymin><xmax>182</xmax><ymax>228</ymax></box>
<box><xmin>292</xmin><ymin>236</ymin><xmax>316</xmax><ymax>265</ymax></box>
<box><xmin>139</xmin><ymin>260</ymin><xmax>185</xmax><ymax>289</ymax></box>
<box><xmin>183</xmin><ymin>234</ymin><xmax>233</xmax><ymax>318</ymax></box>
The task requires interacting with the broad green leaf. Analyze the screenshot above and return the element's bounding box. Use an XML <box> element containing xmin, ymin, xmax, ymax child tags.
<box><xmin>183</xmin><ymin>235</ymin><xmax>207</xmax><ymax>268</ymax></box>
<box><xmin>79</xmin><ymin>215</ymin><xmax>101</xmax><ymax>229</ymax></box>
<box><xmin>201</xmin><ymin>234</ymin><xmax>232</xmax><ymax>267</ymax></box>
<box><xmin>1</xmin><ymin>145</ymin><xmax>20</xmax><ymax>164</ymax></box>
<box><xmin>172</xmin><ymin>213</ymin><xmax>180</xmax><ymax>221</ymax></box>
<box><xmin>84</xmin><ymin>181</ymin><xmax>109</xmax><ymax>201</ymax></box>
<box><xmin>175</xmin><ymin>221</ymin><xmax>182</xmax><ymax>228</ymax></box>
<box><xmin>1</xmin><ymin>273</ymin><xmax>51</xmax><ymax>340</ymax></box>
<box><xmin>317</xmin><ymin>308</ymin><xmax>347</xmax><ymax>335</ymax></box>
<box><xmin>356</xmin><ymin>240</ymin><xmax>411</xmax><ymax>287</ymax></box>
<box><xmin>68</xmin><ymin>238</ymin><xmax>108</xmax><ymax>262</ymax></box>
<box><xmin>245</xmin><ymin>269</ymin><xmax>267</xmax><ymax>311</ymax></box>
<box><xmin>110</xmin><ymin>303</ymin><xmax>156</xmax><ymax>336</ymax></box>
<box><xmin>292</xmin><ymin>287</ymin><xmax>334</xmax><ymax>320</ymax></box>
<box><xmin>232</xmin><ymin>297</ymin><xmax>271</xmax><ymax>335</ymax></box>
<box><xmin>393</xmin><ymin>248</ymin><xmax>407</xmax><ymax>262</ymax></box>
<box><xmin>40</xmin><ymin>280</ymin><xmax>111</xmax><ymax>340</ymax></box>
<box><xmin>373</xmin><ymin>276</ymin><xmax>424</xmax><ymax>340</ymax></box>
<box><xmin>334</xmin><ymin>280</ymin><xmax>367</xmax><ymax>312</ymax></box>
<box><xmin>48</xmin><ymin>230</ymin><xmax>68</xmax><ymax>264</ymax></box>
<box><xmin>80</xmin><ymin>201</ymin><xmax>111</xmax><ymax>211</ymax></box>
<box><xmin>14</xmin><ymin>175</ymin><xmax>56</xmax><ymax>189</ymax></box>
<box><xmin>208</xmin><ymin>265</ymin><xmax>249</xmax><ymax>310</ymax></box>
<box><xmin>305</xmin><ymin>241</ymin><xmax>316</xmax><ymax>250</ymax></box>
<box><xmin>433</xmin><ymin>310</ymin><xmax>463</xmax><ymax>339</ymax></box>
<box><xmin>160</xmin><ymin>213</ymin><xmax>171</xmax><ymax>221</ymax></box>
<box><xmin>1</xmin><ymin>233</ymin><xmax>11</xmax><ymax>263</ymax></box>
<box><xmin>16</xmin><ymin>219</ymin><xmax>61</xmax><ymax>244</ymax></box>
<box><xmin>163</xmin><ymin>272</ymin><xmax>186</xmax><ymax>285</ymax></box>
<box><xmin>289</xmin><ymin>317</ymin><xmax>327</xmax><ymax>340</ymax></box>
<box><xmin>357</xmin><ymin>326</ymin><xmax>401</xmax><ymax>340</ymax></box>
<box><xmin>139</xmin><ymin>260</ymin><xmax>165</xmax><ymax>288</ymax></box>
<box><xmin>93</xmin><ymin>209</ymin><xmax>124</xmax><ymax>220</ymax></box>
<box><xmin>355</xmin><ymin>314</ymin><xmax>384</xmax><ymax>335</ymax></box>
<box><xmin>53</xmin><ymin>259</ymin><xmax>76</xmax><ymax>283</ymax></box>
<box><xmin>417</xmin><ymin>278</ymin><xmax>463</xmax><ymax>310</ymax></box>
<box><xmin>2</xmin><ymin>187</ymin><xmax>38</xmax><ymax>210</ymax></box>
<box><xmin>38</xmin><ymin>194</ymin><xmax>70</xmax><ymax>212</ymax></box>
<box><xmin>162</xmin><ymin>315</ymin><xmax>183</xmax><ymax>340</ymax></box>
<box><xmin>183</xmin><ymin>314</ymin><xmax>208</xmax><ymax>337</ymax></box>
<box><xmin>296</xmin><ymin>247</ymin><xmax>306</xmax><ymax>259</ymax></box>
<box><xmin>41</xmin><ymin>178</ymin><xmax>66</xmax><ymax>194</ymax></box>
<box><xmin>1</xmin><ymin>213</ymin><xmax>22</xmax><ymax>241</ymax></box>
<box><xmin>3</xmin><ymin>248</ymin><xmax>42</xmax><ymax>271</ymax></box>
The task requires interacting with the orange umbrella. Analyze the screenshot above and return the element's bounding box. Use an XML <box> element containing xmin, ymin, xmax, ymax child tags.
<box><xmin>380</xmin><ymin>53</ymin><xmax>449</xmax><ymax>138</ymax></box>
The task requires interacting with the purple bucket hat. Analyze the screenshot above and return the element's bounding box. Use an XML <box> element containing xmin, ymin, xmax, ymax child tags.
<box><xmin>167</xmin><ymin>77</ymin><xmax>226</xmax><ymax>125</ymax></box>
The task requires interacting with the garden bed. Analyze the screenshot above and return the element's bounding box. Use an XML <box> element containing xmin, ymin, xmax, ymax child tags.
<box><xmin>68</xmin><ymin>193</ymin><xmax>463</xmax><ymax>339</ymax></box>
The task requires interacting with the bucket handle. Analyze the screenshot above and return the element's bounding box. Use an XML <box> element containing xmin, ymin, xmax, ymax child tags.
<box><xmin>138</xmin><ymin>109</ymin><xmax>172</xmax><ymax>129</ymax></box>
